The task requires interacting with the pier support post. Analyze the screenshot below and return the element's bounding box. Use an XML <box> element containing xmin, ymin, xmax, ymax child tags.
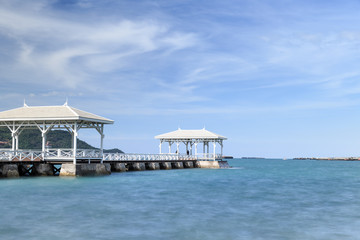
<box><xmin>111</xmin><ymin>163</ymin><xmax>127</xmax><ymax>172</ymax></box>
<box><xmin>60</xmin><ymin>163</ymin><xmax>111</xmax><ymax>176</ymax></box>
<box><xmin>2</xmin><ymin>164</ymin><xmax>19</xmax><ymax>178</ymax></box>
<box><xmin>60</xmin><ymin>164</ymin><xmax>77</xmax><ymax>176</ymax></box>
<box><xmin>194</xmin><ymin>161</ymin><xmax>201</xmax><ymax>168</ymax></box>
<box><xmin>146</xmin><ymin>162</ymin><xmax>160</xmax><ymax>170</ymax></box>
<box><xmin>183</xmin><ymin>161</ymin><xmax>194</xmax><ymax>168</ymax></box>
<box><xmin>33</xmin><ymin>163</ymin><xmax>54</xmax><ymax>176</ymax></box>
<box><xmin>194</xmin><ymin>160</ymin><xmax>230</xmax><ymax>169</ymax></box>
<box><xmin>160</xmin><ymin>162</ymin><xmax>172</xmax><ymax>170</ymax></box>
<box><xmin>129</xmin><ymin>162</ymin><xmax>146</xmax><ymax>171</ymax></box>
<box><xmin>171</xmin><ymin>162</ymin><xmax>184</xmax><ymax>169</ymax></box>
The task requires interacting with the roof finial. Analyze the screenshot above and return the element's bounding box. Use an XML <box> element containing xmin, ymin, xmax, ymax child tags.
<box><xmin>23</xmin><ymin>98</ymin><xmax>28</xmax><ymax>107</ymax></box>
<box><xmin>203</xmin><ymin>125</ymin><xmax>206</xmax><ymax>130</ymax></box>
<box><xmin>64</xmin><ymin>97</ymin><xmax>68</xmax><ymax>106</ymax></box>
<box><xmin>178</xmin><ymin>125</ymin><xmax>181</xmax><ymax>130</ymax></box>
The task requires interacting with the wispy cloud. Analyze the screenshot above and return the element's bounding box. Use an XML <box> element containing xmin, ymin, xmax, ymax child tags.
<box><xmin>0</xmin><ymin>1</ymin><xmax>199</xmax><ymax>94</ymax></box>
<box><xmin>3</xmin><ymin>0</ymin><xmax>360</xmax><ymax>156</ymax></box>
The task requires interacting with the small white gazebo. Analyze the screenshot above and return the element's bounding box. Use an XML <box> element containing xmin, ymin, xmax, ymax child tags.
<box><xmin>155</xmin><ymin>128</ymin><xmax>227</xmax><ymax>160</ymax></box>
<box><xmin>0</xmin><ymin>103</ymin><xmax>113</xmax><ymax>163</ymax></box>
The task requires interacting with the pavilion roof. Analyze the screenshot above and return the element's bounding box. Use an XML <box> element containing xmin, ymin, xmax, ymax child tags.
<box><xmin>0</xmin><ymin>105</ymin><xmax>114</xmax><ymax>124</ymax></box>
<box><xmin>155</xmin><ymin>128</ymin><xmax>227</xmax><ymax>140</ymax></box>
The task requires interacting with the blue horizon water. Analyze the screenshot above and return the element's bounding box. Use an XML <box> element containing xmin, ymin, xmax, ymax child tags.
<box><xmin>1</xmin><ymin>159</ymin><xmax>360</xmax><ymax>240</ymax></box>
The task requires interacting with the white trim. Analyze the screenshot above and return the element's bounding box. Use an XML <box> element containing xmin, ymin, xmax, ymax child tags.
<box><xmin>155</xmin><ymin>129</ymin><xmax>227</xmax><ymax>140</ymax></box>
<box><xmin>0</xmin><ymin>105</ymin><xmax>113</xmax><ymax>124</ymax></box>
<box><xmin>0</xmin><ymin>117</ymin><xmax>113</xmax><ymax>124</ymax></box>
<box><xmin>66</xmin><ymin>105</ymin><xmax>79</xmax><ymax>117</ymax></box>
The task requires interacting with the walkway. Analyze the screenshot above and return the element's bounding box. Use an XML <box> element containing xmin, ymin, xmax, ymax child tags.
<box><xmin>0</xmin><ymin>149</ymin><xmax>222</xmax><ymax>162</ymax></box>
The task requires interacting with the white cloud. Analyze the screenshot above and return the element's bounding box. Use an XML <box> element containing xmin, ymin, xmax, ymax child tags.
<box><xmin>0</xmin><ymin>1</ymin><xmax>199</xmax><ymax>91</ymax></box>
<box><xmin>2</xmin><ymin>0</ymin><xmax>360</xmax><ymax>117</ymax></box>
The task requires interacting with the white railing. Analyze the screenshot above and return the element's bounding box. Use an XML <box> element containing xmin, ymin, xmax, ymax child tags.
<box><xmin>76</xmin><ymin>149</ymin><xmax>102</xmax><ymax>158</ymax></box>
<box><xmin>46</xmin><ymin>149</ymin><xmax>73</xmax><ymax>158</ymax></box>
<box><xmin>0</xmin><ymin>149</ymin><xmax>102</xmax><ymax>161</ymax></box>
<box><xmin>196</xmin><ymin>153</ymin><xmax>222</xmax><ymax>160</ymax></box>
<box><xmin>0</xmin><ymin>149</ymin><xmax>223</xmax><ymax>162</ymax></box>
<box><xmin>0</xmin><ymin>150</ymin><xmax>43</xmax><ymax>161</ymax></box>
<box><xmin>45</xmin><ymin>149</ymin><xmax>102</xmax><ymax>159</ymax></box>
<box><xmin>103</xmin><ymin>153</ymin><xmax>197</xmax><ymax>161</ymax></box>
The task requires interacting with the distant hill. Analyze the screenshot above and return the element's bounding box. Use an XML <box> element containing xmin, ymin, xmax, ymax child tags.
<box><xmin>103</xmin><ymin>148</ymin><xmax>124</xmax><ymax>153</ymax></box>
<box><xmin>0</xmin><ymin>127</ymin><xmax>123</xmax><ymax>153</ymax></box>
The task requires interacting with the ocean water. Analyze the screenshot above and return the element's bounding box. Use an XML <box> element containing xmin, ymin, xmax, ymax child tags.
<box><xmin>1</xmin><ymin>159</ymin><xmax>360</xmax><ymax>240</ymax></box>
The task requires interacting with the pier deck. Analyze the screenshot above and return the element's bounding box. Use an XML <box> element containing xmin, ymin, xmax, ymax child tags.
<box><xmin>0</xmin><ymin>149</ymin><xmax>222</xmax><ymax>163</ymax></box>
<box><xmin>0</xmin><ymin>149</ymin><xmax>228</xmax><ymax>177</ymax></box>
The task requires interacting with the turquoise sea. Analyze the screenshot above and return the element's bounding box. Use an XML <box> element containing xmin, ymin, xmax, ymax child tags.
<box><xmin>1</xmin><ymin>159</ymin><xmax>360</xmax><ymax>240</ymax></box>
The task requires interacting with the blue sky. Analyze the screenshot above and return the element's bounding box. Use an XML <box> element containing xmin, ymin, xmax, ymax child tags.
<box><xmin>1</xmin><ymin>0</ymin><xmax>360</xmax><ymax>158</ymax></box>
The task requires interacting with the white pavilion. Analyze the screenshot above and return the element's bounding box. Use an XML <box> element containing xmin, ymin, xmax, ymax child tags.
<box><xmin>155</xmin><ymin>128</ymin><xmax>227</xmax><ymax>160</ymax></box>
<box><xmin>0</xmin><ymin>103</ymin><xmax>113</xmax><ymax>163</ymax></box>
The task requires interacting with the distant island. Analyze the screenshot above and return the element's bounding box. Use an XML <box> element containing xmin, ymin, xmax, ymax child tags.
<box><xmin>0</xmin><ymin>127</ymin><xmax>123</xmax><ymax>153</ymax></box>
<box><xmin>294</xmin><ymin>157</ymin><xmax>360</xmax><ymax>161</ymax></box>
<box><xmin>241</xmin><ymin>157</ymin><xmax>265</xmax><ymax>159</ymax></box>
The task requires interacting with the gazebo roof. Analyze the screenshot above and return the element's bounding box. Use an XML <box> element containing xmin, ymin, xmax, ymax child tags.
<box><xmin>155</xmin><ymin>128</ymin><xmax>227</xmax><ymax>140</ymax></box>
<box><xmin>0</xmin><ymin>104</ymin><xmax>113</xmax><ymax>124</ymax></box>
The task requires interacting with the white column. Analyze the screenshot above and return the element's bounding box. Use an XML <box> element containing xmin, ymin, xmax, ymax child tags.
<box><xmin>73</xmin><ymin>123</ymin><xmax>78</xmax><ymax>164</ymax></box>
<box><xmin>221</xmin><ymin>141</ymin><xmax>223</xmax><ymax>157</ymax></box>
<box><xmin>190</xmin><ymin>143</ymin><xmax>193</xmax><ymax>155</ymax></box>
<box><xmin>186</xmin><ymin>142</ymin><xmax>189</xmax><ymax>155</ymax></box>
<box><xmin>159</xmin><ymin>141</ymin><xmax>162</xmax><ymax>154</ymax></box>
<box><xmin>100</xmin><ymin>136</ymin><xmax>104</xmax><ymax>164</ymax></box>
<box><xmin>15</xmin><ymin>134</ymin><xmax>19</xmax><ymax>150</ymax></box>
<box><xmin>71</xmin><ymin>132</ymin><xmax>74</xmax><ymax>148</ymax></box>
<box><xmin>100</xmin><ymin>134</ymin><xmax>104</xmax><ymax>153</ymax></box>
<box><xmin>100</xmin><ymin>124</ymin><xmax>104</xmax><ymax>152</ymax></box>
<box><xmin>213</xmin><ymin>142</ymin><xmax>216</xmax><ymax>160</ymax></box>
<box><xmin>98</xmin><ymin>124</ymin><xmax>104</xmax><ymax>163</ymax></box>
<box><xmin>168</xmin><ymin>142</ymin><xmax>172</xmax><ymax>153</ymax></box>
<box><xmin>207</xmin><ymin>142</ymin><xmax>209</xmax><ymax>154</ymax></box>
<box><xmin>203</xmin><ymin>142</ymin><xmax>205</xmax><ymax>155</ymax></box>
<box><xmin>176</xmin><ymin>142</ymin><xmax>180</xmax><ymax>154</ymax></box>
<box><xmin>194</xmin><ymin>142</ymin><xmax>198</xmax><ymax>156</ymax></box>
<box><xmin>41</xmin><ymin>132</ymin><xmax>46</xmax><ymax>157</ymax></box>
<box><xmin>40</xmin><ymin>124</ymin><xmax>47</xmax><ymax>159</ymax></box>
<box><xmin>11</xmin><ymin>132</ymin><xmax>15</xmax><ymax>151</ymax></box>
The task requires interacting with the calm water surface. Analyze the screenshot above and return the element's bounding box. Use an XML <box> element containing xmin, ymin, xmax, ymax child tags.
<box><xmin>1</xmin><ymin>159</ymin><xmax>360</xmax><ymax>240</ymax></box>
